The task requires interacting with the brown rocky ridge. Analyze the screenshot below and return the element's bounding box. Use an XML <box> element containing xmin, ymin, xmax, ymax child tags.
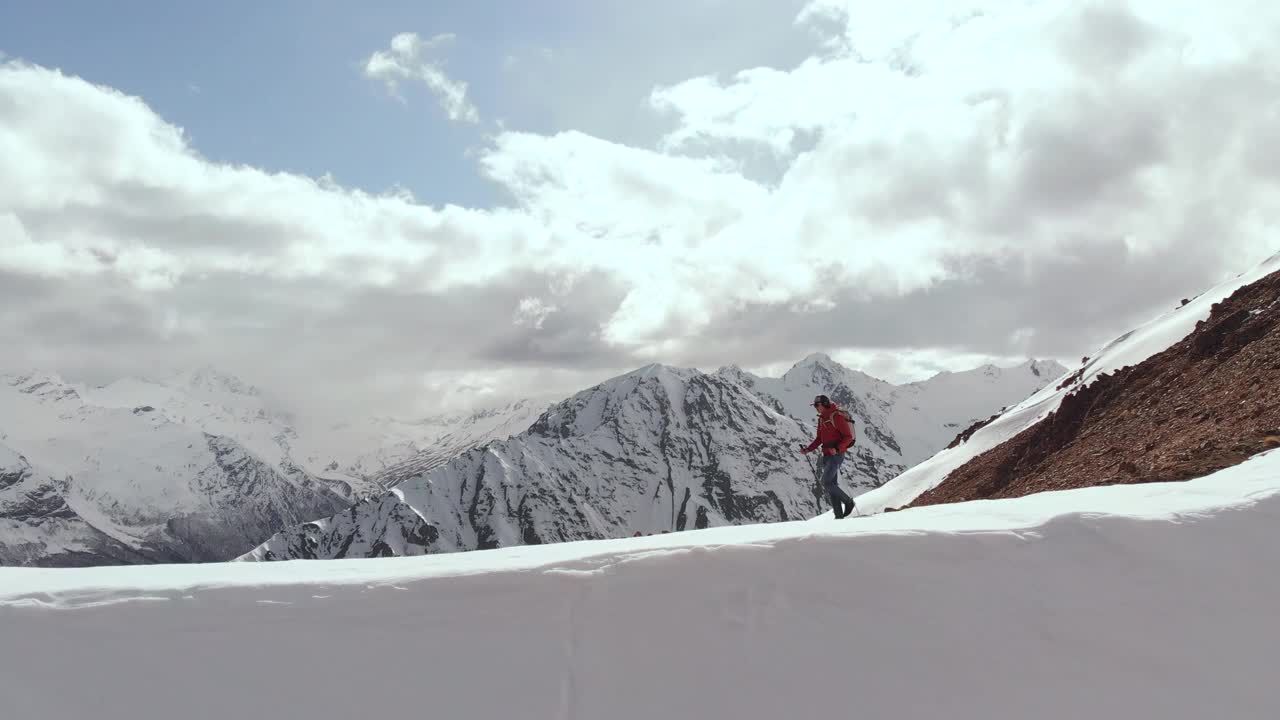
<box><xmin>908</xmin><ymin>268</ymin><xmax>1280</xmax><ymax>508</ymax></box>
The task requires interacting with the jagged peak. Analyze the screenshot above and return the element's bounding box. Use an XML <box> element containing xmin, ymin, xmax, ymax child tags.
<box><xmin>714</xmin><ymin>364</ymin><xmax>758</xmax><ymax>388</ymax></box>
<box><xmin>620</xmin><ymin>362</ymin><xmax>699</xmax><ymax>382</ymax></box>
<box><xmin>785</xmin><ymin>352</ymin><xmax>840</xmax><ymax>378</ymax></box>
<box><xmin>528</xmin><ymin>363</ymin><xmax>735</xmax><ymax>440</ymax></box>
<box><xmin>566</xmin><ymin>364</ymin><xmax>702</xmax><ymax>405</ymax></box>
<box><xmin>782</xmin><ymin>352</ymin><xmax>892</xmax><ymax>391</ymax></box>
<box><xmin>796</xmin><ymin>352</ymin><xmax>840</xmax><ymax>368</ymax></box>
<box><xmin>1025</xmin><ymin>358</ymin><xmax>1069</xmax><ymax>378</ymax></box>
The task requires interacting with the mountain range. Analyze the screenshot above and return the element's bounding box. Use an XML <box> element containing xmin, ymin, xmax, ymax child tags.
<box><xmin>1</xmin><ymin>354</ymin><xmax>1061</xmax><ymax>566</ymax></box>
<box><xmin>243</xmin><ymin>355</ymin><xmax>1064</xmax><ymax>560</ymax></box>
<box><xmin>0</xmin><ymin>369</ymin><xmax>547</xmax><ymax>565</ymax></box>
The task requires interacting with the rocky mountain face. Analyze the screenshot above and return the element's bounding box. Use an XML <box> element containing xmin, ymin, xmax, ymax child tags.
<box><xmin>847</xmin><ymin>252</ymin><xmax>1280</xmax><ymax>518</ymax></box>
<box><xmin>908</xmin><ymin>265</ymin><xmax>1280</xmax><ymax>507</ymax></box>
<box><xmin>0</xmin><ymin>367</ymin><xmax>544</xmax><ymax>567</ymax></box>
<box><xmin>245</xmin><ymin>366</ymin><xmax>823</xmax><ymax>560</ymax></box>
<box><xmin>0</xmin><ymin>444</ymin><xmax>151</xmax><ymax>566</ymax></box>
<box><xmin>245</xmin><ymin>356</ymin><xmax>1064</xmax><ymax>561</ymax></box>
<box><xmin>0</xmin><ymin>373</ymin><xmax>350</xmax><ymax>566</ymax></box>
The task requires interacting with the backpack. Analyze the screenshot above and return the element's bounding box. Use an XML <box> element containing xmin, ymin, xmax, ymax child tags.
<box><xmin>824</xmin><ymin>406</ymin><xmax>857</xmax><ymax>445</ymax></box>
<box><xmin>838</xmin><ymin>409</ymin><xmax>856</xmax><ymax>444</ymax></box>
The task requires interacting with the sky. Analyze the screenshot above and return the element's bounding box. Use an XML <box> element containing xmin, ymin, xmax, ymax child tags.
<box><xmin>1</xmin><ymin>0</ymin><xmax>1278</xmax><ymax>420</ymax></box>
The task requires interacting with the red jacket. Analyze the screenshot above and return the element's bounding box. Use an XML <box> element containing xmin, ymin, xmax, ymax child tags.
<box><xmin>803</xmin><ymin>405</ymin><xmax>855</xmax><ymax>455</ymax></box>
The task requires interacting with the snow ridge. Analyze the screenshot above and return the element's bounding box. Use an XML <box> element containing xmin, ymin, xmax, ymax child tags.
<box><xmin>5</xmin><ymin>451</ymin><xmax>1280</xmax><ymax>720</ymax></box>
<box><xmin>857</xmin><ymin>253</ymin><xmax>1280</xmax><ymax>513</ymax></box>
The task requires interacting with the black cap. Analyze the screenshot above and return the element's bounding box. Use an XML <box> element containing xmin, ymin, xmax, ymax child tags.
<box><xmin>813</xmin><ymin>395</ymin><xmax>830</xmax><ymax>407</ymax></box>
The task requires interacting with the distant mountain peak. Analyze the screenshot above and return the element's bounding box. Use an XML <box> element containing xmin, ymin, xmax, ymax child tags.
<box><xmin>622</xmin><ymin>363</ymin><xmax>698</xmax><ymax>382</ymax></box>
<box><xmin>1025</xmin><ymin>358</ymin><xmax>1068</xmax><ymax>378</ymax></box>
<box><xmin>171</xmin><ymin>366</ymin><xmax>260</xmax><ymax>397</ymax></box>
<box><xmin>785</xmin><ymin>352</ymin><xmax>842</xmax><ymax>379</ymax></box>
<box><xmin>714</xmin><ymin>364</ymin><xmax>755</xmax><ymax>386</ymax></box>
<box><xmin>796</xmin><ymin>352</ymin><xmax>841</xmax><ymax>369</ymax></box>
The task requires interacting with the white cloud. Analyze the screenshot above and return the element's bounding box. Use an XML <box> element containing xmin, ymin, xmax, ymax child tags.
<box><xmin>478</xmin><ymin>129</ymin><xmax>774</xmax><ymax>348</ymax></box>
<box><xmin>647</xmin><ymin>1</ymin><xmax>1278</xmax><ymax>290</ymax></box>
<box><xmin>4</xmin><ymin>1</ymin><xmax>1280</xmax><ymax>415</ymax></box>
<box><xmin>363</xmin><ymin>32</ymin><xmax>480</xmax><ymax>123</ymax></box>
<box><xmin>513</xmin><ymin>297</ymin><xmax>557</xmax><ymax>329</ymax></box>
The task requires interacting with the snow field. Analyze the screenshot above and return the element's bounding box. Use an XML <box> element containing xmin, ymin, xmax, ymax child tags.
<box><xmin>4</xmin><ymin>450</ymin><xmax>1279</xmax><ymax>720</ymax></box>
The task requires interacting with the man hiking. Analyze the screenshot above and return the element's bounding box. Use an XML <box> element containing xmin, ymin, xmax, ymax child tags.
<box><xmin>799</xmin><ymin>394</ymin><xmax>858</xmax><ymax>518</ymax></box>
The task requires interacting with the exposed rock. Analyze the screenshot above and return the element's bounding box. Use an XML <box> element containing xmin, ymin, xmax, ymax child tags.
<box><xmin>910</xmin><ymin>269</ymin><xmax>1280</xmax><ymax>507</ymax></box>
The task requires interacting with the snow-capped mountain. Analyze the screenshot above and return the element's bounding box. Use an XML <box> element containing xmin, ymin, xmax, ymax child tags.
<box><xmin>0</xmin><ymin>368</ymin><xmax>545</xmax><ymax>566</ymax></box>
<box><xmin>244</xmin><ymin>365</ymin><xmax>821</xmax><ymax>559</ymax></box>
<box><xmin>261</xmin><ymin>399</ymin><xmax>547</xmax><ymax>491</ymax></box>
<box><xmin>0</xmin><ymin>442</ymin><xmax>149</xmax><ymax>566</ymax></box>
<box><xmin>326</xmin><ymin>399</ymin><xmax>551</xmax><ymax>489</ymax></box>
<box><xmin>81</xmin><ymin>367</ymin><xmax>382</xmax><ymax>500</ymax></box>
<box><xmin>244</xmin><ymin>356</ymin><xmax>1063</xmax><ymax>561</ymax></box>
<box><xmin>59</xmin><ymin>367</ymin><xmax>545</xmax><ymax>499</ymax></box>
<box><xmin>858</xmin><ymin>252</ymin><xmax>1280</xmax><ymax>514</ymax></box>
<box><xmin>0</xmin><ymin>372</ymin><xmax>350</xmax><ymax>565</ymax></box>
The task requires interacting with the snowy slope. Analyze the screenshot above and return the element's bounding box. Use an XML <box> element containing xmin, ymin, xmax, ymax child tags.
<box><xmin>78</xmin><ymin>367</ymin><xmax>545</xmax><ymax>499</ymax></box>
<box><xmin>277</xmin><ymin>401</ymin><xmax>548</xmax><ymax>490</ymax></box>
<box><xmin>77</xmin><ymin>370</ymin><xmax>365</xmax><ymax>500</ymax></box>
<box><xmin>721</xmin><ymin>354</ymin><xmax>1064</xmax><ymax>488</ymax></box>
<box><xmin>0</xmin><ymin>364</ymin><xmax>547</xmax><ymax>565</ymax></box>
<box><xmin>351</xmin><ymin>398</ymin><xmax>550</xmax><ymax>488</ymax></box>
<box><xmin>857</xmin><ymin>252</ymin><xmax>1280</xmax><ymax>514</ymax></box>
<box><xmin>245</xmin><ymin>357</ymin><xmax>1061</xmax><ymax>561</ymax></box>
<box><xmin>0</xmin><ymin>442</ymin><xmax>152</xmax><ymax>565</ymax></box>
<box><xmin>5</xmin><ymin>449</ymin><xmax>1279</xmax><ymax>720</ymax></box>
<box><xmin>892</xmin><ymin>358</ymin><xmax>1065</xmax><ymax>458</ymax></box>
<box><xmin>0</xmin><ymin>373</ymin><xmax>350</xmax><ymax>565</ymax></box>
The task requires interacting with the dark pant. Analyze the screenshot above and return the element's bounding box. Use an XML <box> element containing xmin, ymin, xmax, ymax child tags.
<box><xmin>821</xmin><ymin>453</ymin><xmax>855</xmax><ymax>516</ymax></box>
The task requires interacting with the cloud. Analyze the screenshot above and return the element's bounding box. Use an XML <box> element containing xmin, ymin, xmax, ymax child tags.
<box><xmin>513</xmin><ymin>297</ymin><xmax>557</xmax><ymax>329</ymax></box>
<box><xmin>644</xmin><ymin>1</ymin><xmax>1278</xmax><ymax>304</ymax></box>
<box><xmin>363</xmin><ymin>32</ymin><xmax>480</xmax><ymax>123</ymax></box>
<box><xmin>3</xmin><ymin>1</ymin><xmax>1280</xmax><ymax>418</ymax></box>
